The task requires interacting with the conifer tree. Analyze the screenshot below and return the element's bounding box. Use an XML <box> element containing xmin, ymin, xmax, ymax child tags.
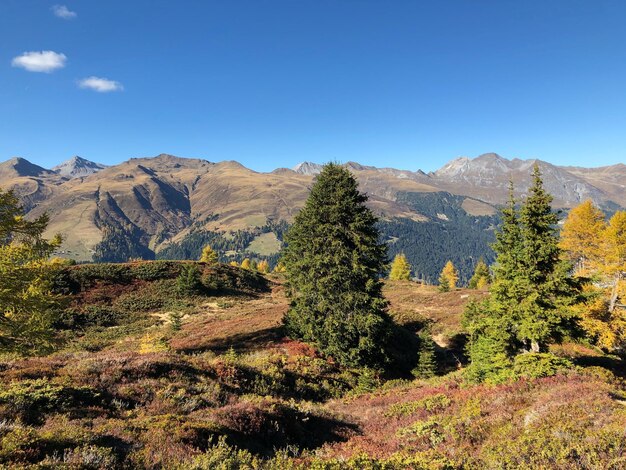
<box><xmin>438</xmin><ymin>274</ymin><xmax>450</xmax><ymax>292</ymax></box>
<box><xmin>517</xmin><ymin>164</ymin><xmax>577</xmax><ymax>352</ymax></box>
<box><xmin>559</xmin><ymin>200</ymin><xmax>606</xmax><ymax>275</ymax></box>
<box><xmin>604</xmin><ymin>211</ymin><xmax>626</xmax><ymax>313</ymax></box>
<box><xmin>199</xmin><ymin>245</ymin><xmax>218</xmax><ymax>264</ymax></box>
<box><xmin>176</xmin><ymin>264</ymin><xmax>202</xmax><ymax>294</ymax></box>
<box><xmin>257</xmin><ymin>260</ymin><xmax>270</xmax><ymax>273</ymax></box>
<box><xmin>282</xmin><ymin>163</ymin><xmax>391</xmax><ymax>368</ymax></box>
<box><xmin>0</xmin><ymin>189</ymin><xmax>63</xmax><ymax>354</ymax></box>
<box><xmin>468</xmin><ymin>258</ymin><xmax>491</xmax><ymax>289</ymax></box>
<box><xmin>389</xmin><ymin>253</ymin><xmax>411</xmax><ymax>281</ymax></box>
<box><xmin>414</xmin><ymin>330</ymin><xmax>437</xmax><ymax>378</ymax></box>
<box><xmin>463</xmin><ymin>170</ymin><xmax>579</xmax><ymax>382</ymax></box>
<box><xmin>438</xmin><ymin>260</ymin><xmax>458</xmax><ymax>291</ymax></box>
<box><xmin>273</xmin><ymin>261</ymin><xmax>286</xmax><ymax>273</ymax></box>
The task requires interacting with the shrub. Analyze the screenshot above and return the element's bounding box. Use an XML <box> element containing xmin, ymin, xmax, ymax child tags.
<box><xmin>512</xmin><ymin>353</ymin><xmax>573</xmax><ymax>379</ymax></box>
<box><xmin>385</xmin><ymin>393</ymin><xmax>452</xmax><ymax>417</ymax></box>
<box><xmin>0</xmin><ymin>379</ymin><xmax>103</xmax><ymax>424</ymax></box>
<box><xmin>131</xmin><ymin>261</ymin><xmax>181</xmax><ymax>281</ymax></box>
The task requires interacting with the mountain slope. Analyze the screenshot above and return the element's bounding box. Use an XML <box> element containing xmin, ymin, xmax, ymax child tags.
<box><xmin>1</xmin><ymin>153</ymin><xmax>623</xmax><ymax>266</ymax></box>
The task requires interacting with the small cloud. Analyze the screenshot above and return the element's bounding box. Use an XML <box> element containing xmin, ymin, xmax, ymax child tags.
<box><xmin>52</xmin><ymin>5</ymin><xmax>77</xmax><ymax>19</ymax></box>
<box><xmin>78</xmin><ymin>76</ymin><xmax>124</xmax><ymax>93</ymax></box>
<box><xmin>11</xmin><ymin>50</ymin><xmax>67</xmax><ymax>73</ymax></box>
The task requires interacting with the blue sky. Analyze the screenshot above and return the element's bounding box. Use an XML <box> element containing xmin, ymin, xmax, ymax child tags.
<box><xmin>1</xmin><ymin>1</ymin><xmax>626</xmax><ymax>172</ymax></box>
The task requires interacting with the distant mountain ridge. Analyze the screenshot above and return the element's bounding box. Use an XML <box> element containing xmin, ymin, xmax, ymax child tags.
<box><xmin>0</xmin><ymin>152</ymin><xmax>624</xmax><ymax>272</ymax></box>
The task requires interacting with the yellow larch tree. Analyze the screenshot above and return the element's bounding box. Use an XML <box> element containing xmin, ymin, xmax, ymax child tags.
<box><xmin>438</xmin><ymin>260</ymin><xmax>458</xmax><ymax>291</ymax></box>
<box><xmin>257</xmin><ymin>260</ymin><xmax>270</xmax><ymax>273</ymax></box>
<box><xmin>389</xmin><ymin>253</ymin><xmax>411</xmax><ymax>281</ymax></box>
<box><xmin>559</xmin><ymin>200</ymin><xmax>606</xmax><ymax>275</ymax></box>
<box><xmin>199</xmin><ymin>245</ymin><xmax>218</xmax><ymax>264</ymax></box>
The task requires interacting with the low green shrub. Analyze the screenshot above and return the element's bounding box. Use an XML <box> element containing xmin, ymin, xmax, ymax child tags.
<box><xmin>385</xmin><ymin>393</ymin><xmax>452</xmax><ymax>417</ymax></box>
<box><xmin>512</xmin><ymin>353</ymin><xmax>573</xmax><ymax>379</ymax></box>
<box><xmin>0</xmin><ymin>379</ymin><xmax>103</xmax><ymax>424</ymax></box>
<box><xmin>131</xmin><ymin>261</ymin><xmax>181</xmax><ymax>281</ymax></box>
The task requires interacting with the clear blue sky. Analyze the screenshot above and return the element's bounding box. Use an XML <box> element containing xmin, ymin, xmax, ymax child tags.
<box><xmin>2</xmin><ymin>0</ymin><xmax>626</xmax><ymax>172</ymax></box>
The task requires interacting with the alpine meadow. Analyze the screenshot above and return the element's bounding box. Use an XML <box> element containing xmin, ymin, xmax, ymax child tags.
<box><xmin>2</xmin><ymin>1</ymin><xmax>626</xmax><ymax>469</ymax></box>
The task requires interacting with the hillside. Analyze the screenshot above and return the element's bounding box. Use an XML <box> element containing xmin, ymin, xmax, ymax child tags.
<box><xmin>0</xmin><ymin>262</ymin><xmax>623</xmax><ymax>468</ymax></box>
<box><xmin>1</xmin><ymin>152</ymin><xmax>624</xmax><ymax>281</ymax></box>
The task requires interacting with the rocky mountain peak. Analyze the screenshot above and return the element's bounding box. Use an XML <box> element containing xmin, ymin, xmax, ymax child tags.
<box><xmin>53</xmin><ymin>156</ymin><xmax>107</xmax><ymax>178</ymax></box>
<box><xmin>293</xmin><ymin>162</ymin><xmax>323</xmax><ymax>175</ymax></box>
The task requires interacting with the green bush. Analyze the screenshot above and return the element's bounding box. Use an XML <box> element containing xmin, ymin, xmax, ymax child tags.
<box><xmin>512</xmin><ymin>353</ymin><xmax>573</xmax><ymax>379</ymax></box>
<box><xmin>131</xmin><ymin>261</ymin><xmax>181</xmax><ymax>281</ymax></box>
<box><xmin>68</xmin><ymin>264</ymin><xmax>132</xmax><ymax>287</ymax></box>
<box><xmin>0</xmin><ymin>379</ymin><xmax>103</xmax><ymax>424</ymax></box>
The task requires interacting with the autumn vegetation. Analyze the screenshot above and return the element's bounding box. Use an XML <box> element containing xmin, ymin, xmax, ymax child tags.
<box><xmin>0</xmin><ymin>162</ymin><xmax>625</xmax><ymax>469</ymax></box>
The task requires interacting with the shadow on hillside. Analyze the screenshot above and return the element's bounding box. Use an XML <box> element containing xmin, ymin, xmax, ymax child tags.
<box><xmin>222</xmin><ymin>406</ymin><xmax>359</xmax><ymax>457</ymax></box>
<box><xmin>386</xmin><ymin>317</ymin><xmax>469</xmax><ymax>378</ymax></box>
<box><xmin>175</xmin><ymin>325</ymin><xmax>287</xmax><ymax>354</ymax></box>
<box><xmin>572</xmin><ymin>354</ymin><xmax>626</xmax><ymax>378</ymax></box>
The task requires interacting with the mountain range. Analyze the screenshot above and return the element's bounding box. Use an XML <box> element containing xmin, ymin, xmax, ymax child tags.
<box><xmin>1</xmin><ymin>152</ymin><xmax>624</xmax><ymax>282</ymax></box>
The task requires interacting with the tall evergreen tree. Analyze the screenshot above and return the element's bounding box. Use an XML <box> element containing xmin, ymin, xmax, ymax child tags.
<box><xmin>464</xmin><ymin>169</ymin><xmax>579</xmax><ymax>382</ymax></box>
<box><xmin>282</xmin><ymin>163</ymin><xmax>391</xmax><ymax>368</ymax></box>
<box><xmin>517</xmin><ymin>164</ymin><xmax>577</xmax><ymax>352</ymax></box>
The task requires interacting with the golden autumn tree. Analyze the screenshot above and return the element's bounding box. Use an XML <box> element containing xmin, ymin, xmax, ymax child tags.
<box><xmin>389</xmin><ymin>253</ymin><xmax>411</xmax><ymax>281</ymax></box>
<box><xmin>438</xmin><ymin>260</ymin><xmax>458</xmax><ymax>292</ymax></box>
<box><xmin>199</xmin><ymin>245</ymin><xmax>218</xmax><ymax>264</ymax></box>
<box><xmin>559</xmin><ymin>200</ymin><xmax>606</xmax><ymax>275</ymax></box>
<box><xmin>0</xmin><ymin>189</ymin><xmax>63</xmax><ymax>355</ymax></box>
<box><xmin>560</xmin><ymin>206</ymin><xmax>626</xmax><ymax>351</ymax></box>
<box><xmin>273</xmin><ymin>261</ymin><xmax>286</xmax><ymax>273</ymax></box>
<box><xmin>240</xmin><ymin>258</ymin><xmax>251</xmax><ymax>270</ymax></box>
<box><xmin>604</xmin><ymin>211</ymin><xmax>626</xmax><ymax>313</ymax></box>
<box><xmin>257</xmin><ymin>260</ymin><xmax>270</xmax><ymax>273</ymax></box>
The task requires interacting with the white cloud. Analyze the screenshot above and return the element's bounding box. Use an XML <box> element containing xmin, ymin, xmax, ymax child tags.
<box><xmin>52</xmin><ymin>5</ymin><xmax>77</xmax><ymax>19</ymax></box>
<box><xmin>11</xmin><ymin>50</ymin><xmax>67</xmax><ymax>73</ymax></box>
<box><xmin>78</xmin><ymin>76</ymin><xmax>124</xmax><ymax>93</ymax></box>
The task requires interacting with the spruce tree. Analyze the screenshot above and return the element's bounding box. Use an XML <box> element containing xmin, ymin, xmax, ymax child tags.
<box><xmin>438</xmin><ymin>274</ymin><xmax>450</xmax><ymax>292</ymax></box>
<box><xmin>517</xmin><ymin>164</ymin><xmax>577</xmax><ymax>352</ymax></box>
<box><xmin>414</xmin><ymin>330</ymin><xmax>437</xmax><ymax>378</ymax></box>
<box><xmin>389</xmin><ymin>253</ymin><xmax>411</xmax><ymax>280</ymax></box>
<box><xmin>468</xmin><ymin>258</ymin><xmax>491</xmax><ymax>289</ymax></box>
<box><xmin>463</xmin><ymin>171</ymin><xmax>579</xmax><ymax>382</ymax></box>
<box><xmin>176</xmin><ymin>264</ymin><xmax>202</xmax><ymax>295</ymax></box>
<box><xmin>282</xmin><ymin>163</ymin><xmax>391</xmax><ymax>368</ymax></box>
